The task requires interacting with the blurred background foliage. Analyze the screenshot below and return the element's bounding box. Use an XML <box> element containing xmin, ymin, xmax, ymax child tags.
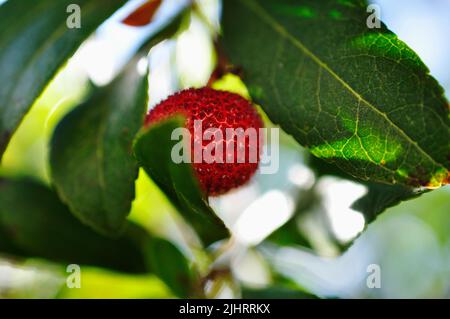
<box><xmin>0</xmin><ymin>0</ymin><xmax>449</xmax><ymax>298</ymax></box>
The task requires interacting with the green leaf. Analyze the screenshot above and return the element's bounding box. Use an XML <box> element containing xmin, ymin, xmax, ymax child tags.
<box><xmin>57</xmin><ymin>269</ymin><xmax>174</xmax><ymax>299</ymax></box>
<box><xmin>242</xmin><ymin>286</ymin><xmax>318</xmax><ymax>299</ymax></box>
<box><xmin>133</xmin><ymin>118</ymin><xmax>230</xmax><ymax>246</ymax></box>
<box><xmin>351</xmin><ymin>182</ymin><xmax>419</xmax><ymax>223</ymax></box>
<box><xmin>48</xmin><ymin>2</ymin><xmax>189</xmax><ymax>235</ymax></box>
<box><xmin>0</xmin><ymin>177</ymin><xmax>148</xmax><ymax>274</ymax></box>
<box><xmin>50</xmin><ymin>61</ymin><xmax>148</xmax><ymax>235</ymax></box>
<box><xmin>46</xmin><ymin>2</ymin><xmax>187</xmax><ymax>235</ymax></box>
<box><xmin>267</xmin><ymin>216</ymin><xmax>312</xmax><ymax>248</ymax></box>
<box><xmin>50</xmin><ymin>58</ymin><xmax>148</xmax><ymax>235</ymax></box>
<box><xmin>0</xmin><ymin>219</ymin><xmax>23</xmax><ymax>254</ymax></box>
<box><xmin>144</xmin><ymin>237</ymin><xmax>197</xmax><ymax>298</ymax></box>
<box><xmin>223</xmin><ymin>0</ymin><xmax>450</xmax><ymax>189</ymax></box>
<box><xmin>0</xmin><ymin>0</ymin><xmax>127</xmax><ymax>158</ymax></box>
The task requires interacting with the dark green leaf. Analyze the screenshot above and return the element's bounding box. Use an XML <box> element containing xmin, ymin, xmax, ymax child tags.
<box><xmin>0</xmin><ymin>0</ymin><xmax>126</xmax><ymax>158</ymax></box>
<box><xmin>0</xmin><ymin>219</ymin><xmax>23</xmax><ymax>255</ymax></box>
<box><xmin>133</xmin><ymin>118</ymin><xmax>230</xmax><ymax>246</ymax></box>
<box><xmin>267</xmin><ymin>217</ymin><xmax>312</xmax><ymax>248</ymax></box>
<box><xmin>242</xmin><ymin>285</ymin><xmax>318</xmax><ymax>299</ymax></box>
<box><xmin>223</xmin><ymin>0</ymin><xmax>450</xmax><ymax>189</ymax></box>
<box><xmin>50</xmin><ymin>58</ymin><xmax>148</xmax><ymax>235</ymax></box>
<box><xmin>144</xmin><ymin>237</ymin><xmax>196</xmax><ymax>298</ymax></box>
<box><xmin>0</xmin><ymin>177</ymin><xmax>148</xmax><ymax>273</ymax></box>
<box><xmin>351</xmin><ymin>182</ymin><xmax>419</xmax><ymax>223</ymax></box>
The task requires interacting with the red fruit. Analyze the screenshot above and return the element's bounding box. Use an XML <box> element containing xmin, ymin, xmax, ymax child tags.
<box><xmin>145</xmin><ymin>88</ymin><xmax>263</xmax><ymax>196</ymax></box>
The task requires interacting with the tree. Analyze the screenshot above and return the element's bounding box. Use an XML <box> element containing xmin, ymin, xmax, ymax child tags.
<box><xmin>0</xmin><ymin>0</ymin><xmax>448</xmax><ymax>299</ymax></box>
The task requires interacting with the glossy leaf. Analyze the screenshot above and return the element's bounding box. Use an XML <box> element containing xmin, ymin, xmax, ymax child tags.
<box><xmin>50</xmin><ymin>59</ymin><xmax>148</xmax><ymax>235</ymax></box>
<box><xmin>0</xmin><ymin>0</ymin><xmax>126</xmax><ymax>158</ymax></box>
<box><xmin>0</xmin><ymin>178</ymin><xmax>148</xmax><ymax>273</ymax></box>
<box><xmin>133</xmin><ymin>118</ymin><xmax>230</xmax><ymax>246</ymax></box>
<box><xmin>223</xmin><ymin>0</ymin><xmax>450</xmax><ymax>189</ymax></box>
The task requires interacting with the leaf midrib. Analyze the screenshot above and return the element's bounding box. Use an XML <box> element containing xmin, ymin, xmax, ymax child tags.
<box><xmin>241</xmin><ymin>0</ymin><xmax>446</xmax><ymax>170</ymax></box>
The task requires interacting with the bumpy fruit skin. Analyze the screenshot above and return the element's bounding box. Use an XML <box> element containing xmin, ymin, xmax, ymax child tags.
<box><xmin>145</xmin><ymin>88</ymin><xmax>263</xmax><ymax>196</ymax></box>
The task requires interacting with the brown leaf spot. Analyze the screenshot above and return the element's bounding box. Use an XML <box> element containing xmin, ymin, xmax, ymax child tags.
<box><xmin>122</xmin><ymin>0</ymin><xmax>163</xmax><ymax>27</ymax></box>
